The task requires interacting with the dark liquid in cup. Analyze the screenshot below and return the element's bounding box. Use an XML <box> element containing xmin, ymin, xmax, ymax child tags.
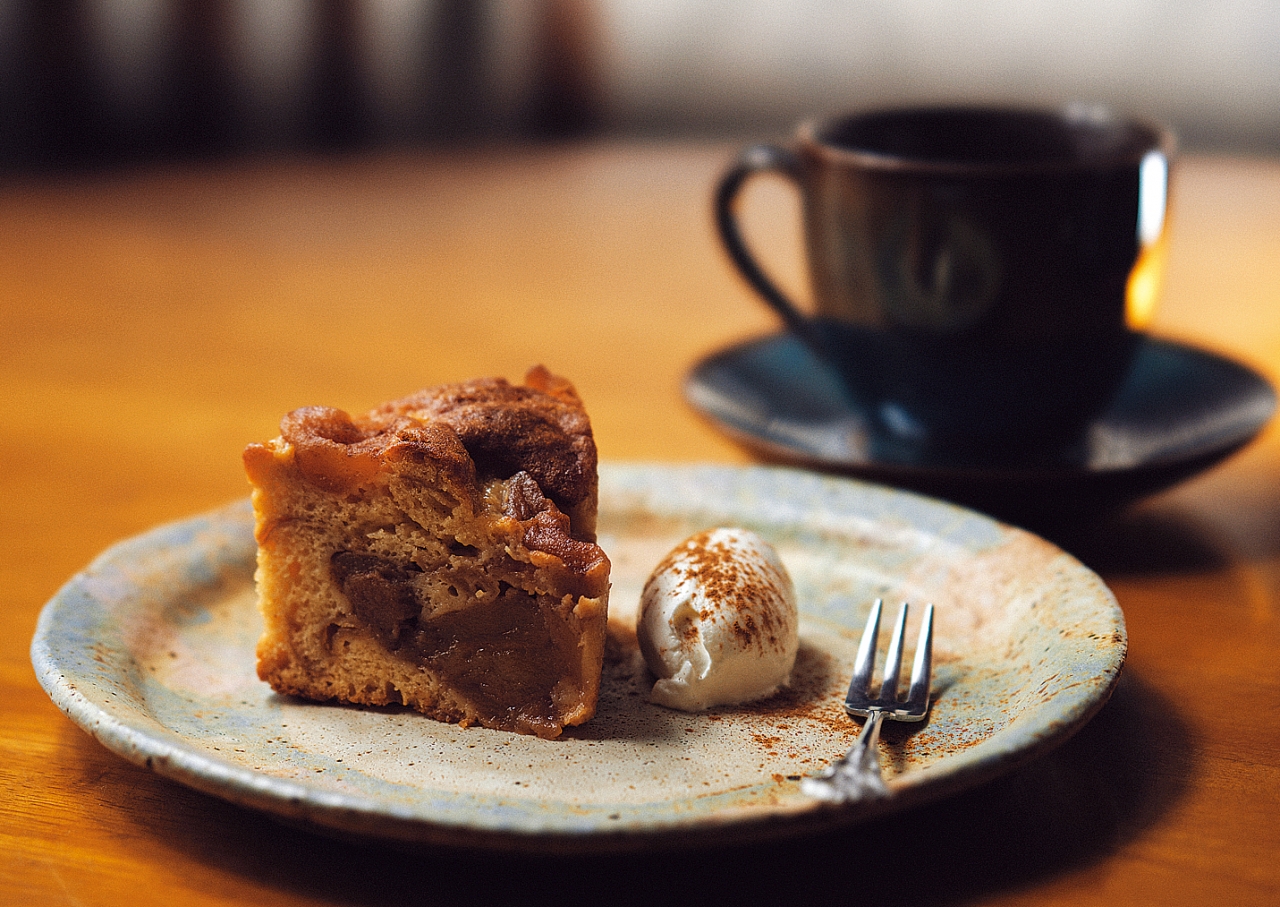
<box><xmin>818</xmin><ymin>108</ymin><xmax>1160</xmax><ymax>169</ymax></box>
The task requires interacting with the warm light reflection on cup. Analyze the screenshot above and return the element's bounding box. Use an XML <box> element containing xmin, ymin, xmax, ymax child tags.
<box><xmin>1127</xmin><ymin>150</ymin><xmax>1171</xmax><ymax>329</ymax></box>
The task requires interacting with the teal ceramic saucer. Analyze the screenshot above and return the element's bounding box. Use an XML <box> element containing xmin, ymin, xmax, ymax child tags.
<box><xmin>686</xmin><ymin>333</ymin><xmax>1275</xmax><ymax>526</ymax></box>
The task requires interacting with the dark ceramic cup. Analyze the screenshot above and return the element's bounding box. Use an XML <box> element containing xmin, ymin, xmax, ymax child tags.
<box><xmin>716</xmin><ymin>105</ymin><xmax>1174</xmax><ymax>463</ymax></box>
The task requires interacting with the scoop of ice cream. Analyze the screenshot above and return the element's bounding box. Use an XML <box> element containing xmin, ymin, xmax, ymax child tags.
<box><xmin>637</xmin><ymin>527</ymin><xmax>799</xmax><ymax>711</ymax></box>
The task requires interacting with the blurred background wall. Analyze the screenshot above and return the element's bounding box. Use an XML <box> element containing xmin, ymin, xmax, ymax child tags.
<box><xmin>1</xmin><ymin>0</ymin><xmax>1276</xmax><ymax>170</ymax></box>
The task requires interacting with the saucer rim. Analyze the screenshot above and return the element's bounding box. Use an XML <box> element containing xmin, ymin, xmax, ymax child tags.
<box><xmin>684</xmin><ymin>331</ymin><xmax>1275</xmax><ymax>499</ymax></box>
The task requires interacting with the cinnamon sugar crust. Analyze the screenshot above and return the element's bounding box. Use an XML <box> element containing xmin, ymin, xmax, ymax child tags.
<box><xmin>244</xmin><ymin>367</ymin><xmax>610</xmax><ymax>739</ymax></box>
<box><xmin>370</xmin><ymin>365</ymin><xmax>598</xmax><ymax>533</ymax></box>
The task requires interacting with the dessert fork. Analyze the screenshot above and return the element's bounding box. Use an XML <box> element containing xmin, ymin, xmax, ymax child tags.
<box><xmin>802</xmin><ymin>599</ymin><xmax>934</xmax><ymax>802</ymax></box>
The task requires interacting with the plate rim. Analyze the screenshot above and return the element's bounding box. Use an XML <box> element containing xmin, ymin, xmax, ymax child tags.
<box><xmin>31</xmin><ymin>462</ymin><xmax>1127</xmax><ymax>852</ymax></box>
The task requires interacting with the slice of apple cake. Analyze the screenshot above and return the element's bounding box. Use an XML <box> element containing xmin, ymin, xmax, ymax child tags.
<box><xmin>243</xmin><ymin>367</ymin><xmax>610</xmax><ymax>738</ymax></box>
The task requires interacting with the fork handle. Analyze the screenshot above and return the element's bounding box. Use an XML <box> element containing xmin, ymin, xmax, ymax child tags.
<box><xmin>844</xmin><ymin>710</ymin><xmax>888</xmax><ymax>788</ymax></box>
<box><xmin>802</xmin><ymin>710</ymin><xmax>890</xmax><ymax>802</ymax></box>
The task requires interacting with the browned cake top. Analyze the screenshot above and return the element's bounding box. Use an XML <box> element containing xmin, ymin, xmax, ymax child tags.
<box><xmin>369</xmin><ymin>365</ymin><xmax>597</xmax><ymax>514</ymax></box>
<box><xmin>247</xmin><ymin>366</ymin><xmax>598</xmax><ymax>527</ymax></box>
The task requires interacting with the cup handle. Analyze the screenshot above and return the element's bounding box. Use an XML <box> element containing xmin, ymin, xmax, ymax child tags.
<box><xmin>714</xmin><ymin>144</ymin><xmax>814</xmax><ymax>341</ymax></box>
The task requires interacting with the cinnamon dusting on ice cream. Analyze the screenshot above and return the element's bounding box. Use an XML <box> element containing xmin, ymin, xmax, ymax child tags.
<box><xmin>636</xmin><ymin>527</ymin><xmax>799</xmax><ymax>711</ymax></box>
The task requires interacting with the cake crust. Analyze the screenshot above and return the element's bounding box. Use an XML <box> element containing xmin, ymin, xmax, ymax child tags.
<box><xmin>245</xmin><ymin>367</ymin><xmax>610</xmax><ymax>738</ymax></box>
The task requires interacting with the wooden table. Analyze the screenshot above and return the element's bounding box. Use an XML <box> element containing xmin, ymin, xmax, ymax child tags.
<box><xmin>3</xmin><ymin>144</ymin><xmax>1279</xmax><ymax>905</ymax></box>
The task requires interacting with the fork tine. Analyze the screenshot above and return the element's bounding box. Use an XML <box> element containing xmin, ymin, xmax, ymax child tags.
<box><xmin>847</xmin><ymin>598</ymin><xmax>882</xmax><ymax>702</ymax></box>
<box><xmin>906</xmin><ymin>603</ymin><xmax>934</xmax><ymax>713</ymax></box>
<box><xmin>878</xmin><ymin>602</ymin><xmax>909</xmax><ymax>703</ymax></box>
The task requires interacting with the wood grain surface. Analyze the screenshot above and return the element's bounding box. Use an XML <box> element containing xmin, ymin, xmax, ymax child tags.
<box><xmin>2</xmin><ymin>145</ymin><xmax>1279</xmax><ymax>906</ymax></box>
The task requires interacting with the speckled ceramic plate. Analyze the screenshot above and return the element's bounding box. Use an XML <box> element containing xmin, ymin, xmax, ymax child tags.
<box><xmin>32</xmin><ymin>463</ymin><xmax>1125</xmax><ymax>852</ymax></box>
